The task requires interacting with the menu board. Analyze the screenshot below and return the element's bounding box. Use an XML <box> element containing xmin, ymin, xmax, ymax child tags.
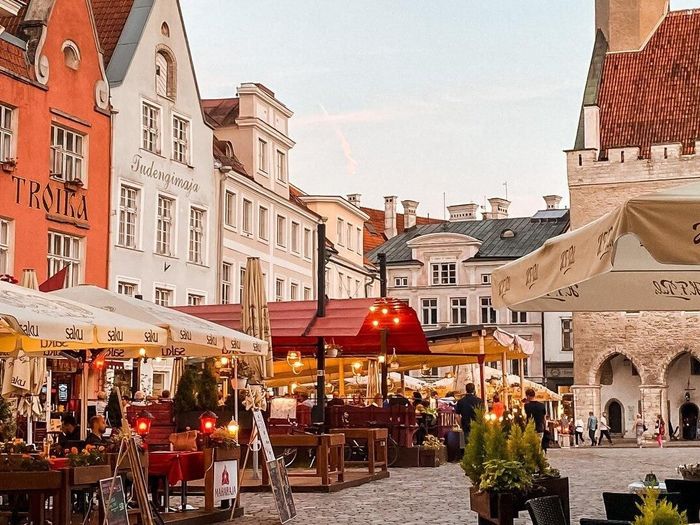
<box><xmin>267</xmin><ymin>457</ymin><xmax>296</xmax><ymax>524</ymax></box>
<box><xmin>252</xmin><ymin>409</ymin><xmax>275</xmax><ymax>463</ymax></box>
<box><xmin>99</xmin><ymin>476</ymin><xmax>129</xmax><ymax>525</ymax></box>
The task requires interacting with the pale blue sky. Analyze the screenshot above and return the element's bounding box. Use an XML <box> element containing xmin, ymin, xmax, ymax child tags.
<box><xmin>181</xmin><ymin>1</ymin><xmax>699</xmax><ymax>219</ymax></box>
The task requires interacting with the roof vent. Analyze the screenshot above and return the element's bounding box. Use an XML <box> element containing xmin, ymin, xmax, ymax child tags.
<box><xmin>500</xmin><ymin>229</ymin><xmax>515</xmax><ymax>239</ymax></box>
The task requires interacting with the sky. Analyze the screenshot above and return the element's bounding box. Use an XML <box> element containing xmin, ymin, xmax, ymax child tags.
<box><xmin>180</xmin><ymin>1</ymin><xmax>700</xmax><ymax>219</ymax></box>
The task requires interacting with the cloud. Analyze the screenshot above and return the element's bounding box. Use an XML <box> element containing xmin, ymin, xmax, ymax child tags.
<box><xmin>318</xmin><ymin>104</ymin><xmax>358</xmax><ymax>177</ymax></box>
<box><xmin>295</xmin><ymin>108</ymin><xmax>398</xmax><ymax>126</ymax></box>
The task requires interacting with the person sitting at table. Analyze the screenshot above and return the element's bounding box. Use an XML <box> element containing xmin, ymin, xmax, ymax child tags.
<box><xmin>160</xmin><ymin>390</ymin><xmax>173</xmax><ymax>402</ymax></box>
<box><xmin>95</xmin><ymin>390</ymin><xmax>108</xmax><ymax>416</ymax></box>
<box><xmin>327</xmin><ymin>390</ymin><xmax>345</xmax><ymax>407</ymax></box>
<box><xmin>84</xmin><ymin>415</ymin><xmax>108</xmax><ymax>447</ymax></box>
<box><xmin>370</xmin><ymin>393</ymin><xmax>383</xmax><ymax>407</ymax></box>
<box><xmin>58</xmin><ymin>414</ymin><xmax>81</xmax><ymax>450</ymax></box>
<box><xmin>131</xmin><ymin>391</ymin><xmax>146</xmax><ymax>406</ymax></box>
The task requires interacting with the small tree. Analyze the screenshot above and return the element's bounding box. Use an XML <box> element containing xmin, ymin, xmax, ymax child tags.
<box><xmin>521</xmin><ymin>420</ymin><xmax>550</xmax><ymax>476</ymax></box>
<box><xmin>461</xmin><ymin>409</ymin><xmax>487</xmax><ymax>485</ymax></box>
<box><xmin>104</xmin><ymin>388</ymin><xmax>122</xmax><ymax>428</ymax></box>
<box><xmin>174</xmin><ymin>366</ymin><xmax>198</xmax><ymax>414</ymax></box>
<box><xmin>197</xmin><ymin>359</ymin><xmax>220</xmax><ymax>411</ymax></box>
<box><xmin>633</xmin><ymin>489</ymin><xmax>688</xmax><ymax>525</ymax></box>
<box><xmin>0</xmin><ymin>396</ymin><xmax>15</xmax><ymax>440</ymax></box>
<box><xmin>484</xmin><ymin>418</ymin><xmax>508</xmax><ymax>461</ymax></box>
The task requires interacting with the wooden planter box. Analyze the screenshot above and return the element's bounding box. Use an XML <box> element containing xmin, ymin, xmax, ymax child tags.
<box><xmin>70</xmin><ymin>464</ymin><xmax>113</xmax><ymax>485</ymax></box>
<box><xmin>418</xmin><ymin>446</ymin><xmax>448</xmax><ymax>467</ymax></box>
<box><xmin>212</xmin><ymin>446</ymin><xmax>240</xmax><ymax>462</ymax></box>
<box><xmin>0</xmin><ymin>470</ymin><xmax>62</xmax><ymax>490</ymax></box>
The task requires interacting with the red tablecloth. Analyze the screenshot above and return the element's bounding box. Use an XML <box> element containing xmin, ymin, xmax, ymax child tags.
<box><xmin>148</xmin><ymin>451</ymin><xmax>204</xmax><ymax>486</ymax></box>
<box><xmin>49</xmin><ymin>458</ymin><xmax>70</xmax><ymax>470</ymax></box>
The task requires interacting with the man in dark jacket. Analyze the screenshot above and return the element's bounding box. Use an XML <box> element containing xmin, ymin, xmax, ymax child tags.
<box><xmin>455</xmin><ymin>383</ymin><xmax>482</xmax><ymax>439</ymax></box>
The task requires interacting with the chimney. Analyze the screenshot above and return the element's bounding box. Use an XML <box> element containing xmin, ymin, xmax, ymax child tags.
<box><xmin>347</xmin><ymin>194</ymin><xmax>361</xmax><ymax>207</ymax></box>
<box><xmin>595</xmin><ymin>0</ymin><xmax>668</xmax><ymax>53</ymax></box>
<box><xmin>384</xmin><ymin>196</ymin><xmax>398</xmax><ymax>238</ymax></box>
<box><xmin>543</xmin><ymin>195</ymin><xmax>562</xmax><ymax>210</ymax></box>
<box><xmin>483</xmin><ymin>198</ymin><xmax>510</xmax><ymax>220</ymax></box>
<box><xmin>447</xmin><ymin>203</ymin><xmax>479</xmax><ymax>222</ymax></box>
<box><xmin>401</xmin><ymin>199</ymin><xmax>419</xmax><ymax>229</ymax></box>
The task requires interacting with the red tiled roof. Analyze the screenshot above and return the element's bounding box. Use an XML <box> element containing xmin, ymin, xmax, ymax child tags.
<box><xmin>202</xmin><ymin>98</ymin><xmax>239</xmax><ymax>127</ymax></box>
<box><xmin>598</xmin><ymin>10</ymin><xmax>700</xmax><ymax>158</ymax></box>
<box><xmin>361</xmin><ymin>206</ymin><xmax>443</xmax><ymax>254</ymax></box>
<box><xmin>90</xmin><ymin>0</ymin><xmax>135</xmax><ymax>66</ymax></box>
<box><xmin>213</xmin><ymin>138</ymin><xmax>248</xmax><ymax>177</ymax></box>
<box><xmin>0</xmin><ymin>5</ymin><xmax>26</xmax><ymax>38</ymax></box>
<box><xmin>0</xmin><ymin>39</ymin><xmax>29</xmax><ymax>78</ymax></box>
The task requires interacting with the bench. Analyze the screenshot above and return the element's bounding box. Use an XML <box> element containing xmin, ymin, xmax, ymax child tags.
<box><xmin>330</xmin><ymin>427</ymin><xmax>388</xmax><ymax>474</ymax></box>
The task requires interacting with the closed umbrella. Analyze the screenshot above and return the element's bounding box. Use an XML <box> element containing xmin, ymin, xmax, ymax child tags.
<box><xmin>365</xmin><ymin>359</ymin><xmax>380</xmax><ymax>401</ymax></box>
<box><xmin>169</xmin><ymin>357</ymin><xmax>185</xmax><ymax>395</ymax></box>
<box><xmin>241</xmin><ymin>258</ymin><xmax>273</xmax><ymax>380</ymax></box>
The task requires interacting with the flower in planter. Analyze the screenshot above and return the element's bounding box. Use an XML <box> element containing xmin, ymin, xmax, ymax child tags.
<box><xmin>67</xmin><ymin>444</ymin><xmax>106</xmax><ymax>467</ymax></box>
<box><xmin>422</xmin><ymin>435</ymin><xmax>445</xmax><ymax>451</ymax></box>
<box><xmin>208</xmin><ymin>426</ymin><xmax>238</xmax><ymax>449</ymax></box>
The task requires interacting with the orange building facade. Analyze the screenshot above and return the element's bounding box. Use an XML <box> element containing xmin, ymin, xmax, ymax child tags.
<box><xmin>0</xmin><ymin>0</ymin><xmax>111</xmax><ymax>286</ymax></box>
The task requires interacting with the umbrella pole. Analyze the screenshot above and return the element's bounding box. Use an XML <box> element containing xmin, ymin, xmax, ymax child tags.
<box><xmin>81</xmin><ymin>361</ymin><xmax>89</xmax><ymax>440</ymax></box>
<box><xmin>338</xmin><ymin>358</ymin><xmax>345</xmax><ymax>399</ymax></box>
<box><xmin>478</xmin><ymin>334</ymin><xmax>487</xmax><ymax>401</ymax></box>
<box><xmin>519</xmin><ymin>358</ymin><xmax>525</xmax><ymax>403</ymax></box>
<box><xmin>501</xmin><ymin>351</ymin><xmax>509</xmax><ymax>409</ymax></box>
<box><xmin>315</xmin><ymin>337</ymin><xmax>326</xmax><ymax>423</ymax></box>
<box><xmin>380</xmin><ymin>329</ymin><xmax>388</xmax><ymax>400</ymax></box>
<box><xmin>234</xmin><ymin>358</ymin><xmax>239</xmax><ymax>423</ymax></box>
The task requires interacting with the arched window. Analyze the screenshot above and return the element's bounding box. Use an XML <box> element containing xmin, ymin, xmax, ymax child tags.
<box><xmin>62</xmin><ymin>41</ymin><xmax>80</xmax><ymax>70</ymax></box>
<box><xmin>161</xmin><ymin>22</ymin><xmax>170</xmax><ymax>37</ymax></box>
<box><xmin>155</xmin><ymin>48</ymin><xmax>176</xmax><ymax>99</ymax></box>
<box><xmin>500</xmin><ymin>229</ymin><xmax>515</xmax><ymax>239</ymax></box>
<box><xmin>224</xmin><ymin>141</ymin><xmax>234</xmax><ymax>158</ymax></box>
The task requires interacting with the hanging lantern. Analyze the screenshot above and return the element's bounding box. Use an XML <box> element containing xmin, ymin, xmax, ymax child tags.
<box><xmin>286</xmin><ymin>351</ymin><xmax>300</xmax><ymax>366</ymax></box>
<box><xmin>199</xmin><ymin>411</ymin><xmax>218</xmax><ymax>435</ymax></box>
<box><xmin>291</xmin><ymin>361</ymin><xmax>304</xmax><ymax>375</ymax></box>
<box><xmin>389</xmin><ymin>347</ymin><xmax>400</xmax><ymax>370</ymax></box>
<box><xmin>135</xmin><ymin>410</ymin><xmax>154</xmax><ymax>437</ymax></box>
<box><xmin>226</xmin><ymin>418</ymin><xmax>239</xmax><ymax>440</ymax></box>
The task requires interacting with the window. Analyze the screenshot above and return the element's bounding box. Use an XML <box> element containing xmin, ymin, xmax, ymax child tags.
<box><xmin>239</xmin><ymin>267</ymin><xmax>246</xmax><ymax>301</ymax></box>
<box><xmin>356</xmin><ymin>228</ymin><xmax>362</xmax><ymax>254</ymax></box>
<box><xmin>153</xmin><ymin>372</ymin><xmax>165</xmax><ymax>396</ymax></box>
<box><xmin>394</xmin><ymin>276</ymin><xmax>408</xmax><ymax>288</ymax></box>
<box><xmin>50</xmin><ymin>125</ymin><xmax>84</xmax><ymax>182</ymax></box>
<box><xmin>337</xmin><ymin>218</ymin><xmax>344</xmax><ymax>246</ymax></box>
<box><xmin>187</xmin><ymin>293</ymin><xmax>204</xmax><ymax>306</ymax></box>
<box><xmin>258</xmin><ymin>206</ymin><xmax>269</xmax><ymax>240</ymax></box>
<box><xmin>276</xmin><ymin>215</ymin><xmax>287</xmax><ymax>248</ymax></box>
<box><xmin>511</xmin><ymin>310</ymin><xmax>527</xmax><ymax>324</ymax></box>
<box><xmin>155</xmin><ymin>195</ymin><xmax>174</xmax><ymax>256</ymax></box>
<box><xmin>451</xmin><ymin>298</ymin><xmax>468</xmax><ymax>325</ymax></box>
<box><xmin>0</xmin><ymin>218</ymin><xmax>11</xmax><ymax>274</ymax></box>
<box><xmin>421</xmin><ymin>298</ymin><xmax>438</xmax><ymax>326</ymax></box>
<box><xmin>692</xmin><ymin>358</ymin><xmax>700</xmax><ymax>376</ymax></box>
<box><xmin>172</xmin><ymin>115</ymin><xmax>189</xmax><ymax>163</ymax></box>
<box><xmin>276</xmin><ymin>150</ymin><xmax>286</xmax><ymax>182</ymax></box>
<box><xmin>337</xmin><ymin>272</ymin><xmax>344</xmax><ymax>297</ymax></box>
<box><xmin>188</xmin><ymin>207</ymin><xmax>205</xmax><ymax>264</ymax></box>
<box><xmin>141</xmin><ymin>102</ymin><xmax>160</xmax><ymax>153</ymax></box>
<box><xmin>242</xmin><ymin>199</ymin><xmax>253</xmax><ymax>234</ymax></box>
<box><xmin>117</xmin><ymin>280</ymin><xmax>138</xmax><ymax>297</ymax></box>
<box><xmin>275</xmin><ymin>278</ymin><xmax>284</xmax><ymax>302</ymax></box>
<box><xmin>155</xmin><ymin>50</ymin><xmax>175</xmax><ymax>99</ymax></box>
<box><xmin>303</xmin><ymin>228</ymin><xmax>312</xmax><ymax>259</ymax></box>
<box><xmin>291</xmin><ymin>222</ymin><xmax>300</xmax><ymax>253</ymax></box>
<box><xmin>224</xmin><ymin>191</ymin><xmax>236</xmax><ymax>228</ymax></box>
<box><xmin>481</xmin><ymin>274</ymin><xmax>491</xmax><ymax>285</ymax></box>
<box><xmin>347</xmin><ymin>275</ymin><xmax>352</xmax><ymax>297</ymax></box>
<box><xmin>561</xmin><ymin>318</ymin><xmax>573</xmax><ymax>351</ymax></box>
<box><xmin>290</xmin><ymin>282</ymin><xmax>298</xmax><ymax>301</ymax></box>
<box><xmin>154</xmin><ymin>287</ymin><xmax>172</xmax><ymax>307</ymax></box>
<box><xmin>303</xmin><ymin>287</ymin><xmax>312</xmax><ymax>300</ymax></box>
<box><xmin>118</xmin><ymin>185</ymin><xmax>139</xmax><ymax>248</ymax></box>
<box><xmin>0</xmin><ymin>104</ymin><xmax>13</xmax><ymax>161</ymax></box>
<box><xmin>355</xmin><ymin>279</ymin><xmax>361</xmax><ymax>298</ymax></box>
<box><xmin>431</xmin><ymin>262</ymin><xmax>456</xmax><ymax>285</ymax></box>
<box><xmin>346</xmin><ymin>223</ymin><xmax>353</xmax><ymax>251</ymax></box>
<box><xmin>62</xmin><ymin>41</ymin><xmax>80</xmax><ymax>69</ymax></box>
<box><xmin>161</xmin><ymin>22</ymin><xmax>170</xmax><ymax>37</ymax></box>
<box><xmin>258</xmin><ymin>139</ymin><xmax>267</xmax><ymax>172</ymax></box>
<box><xmin>480</xmin><ymin>297</ymin><xmax>497</xmax><ymax>324</ymax></box>
<box><xmin>47</xmin><ymin>232</ymin><xmax>81</xmax><ymax>287</ymax></box>
<box><xmin>221</xmin><ymin>263</ymin><xmax>232</xmax><ymax>304</ymax></box>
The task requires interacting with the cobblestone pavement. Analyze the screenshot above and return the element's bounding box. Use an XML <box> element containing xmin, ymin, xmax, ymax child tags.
<box><xmin>190</xmin><ymin>447</ymin><xmax>697</xmax><ymax>524</ymax></box>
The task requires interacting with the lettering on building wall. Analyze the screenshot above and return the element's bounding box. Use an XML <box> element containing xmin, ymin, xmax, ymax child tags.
<box><xmin>130</xmin><ymin>154</ymin><xmax>200</xmax><ymax>195</ymax></box>
<box><xmin>12</xmin><ymin>175</ymin><xmax>88</xmax><ymax>221</ymax></box>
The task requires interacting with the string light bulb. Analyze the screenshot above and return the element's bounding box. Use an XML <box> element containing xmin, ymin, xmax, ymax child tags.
<box><xmin>220</xmin><ymin>356</ymin><xmax>229</xmax><ymax>366</ymax></box>
<box><xmin>377</xmin><ymin>355</ymin><xmax>386</xmax><ymax>364</ymax></box>
<box><xmin>381</xmin><ymin>307</ymin><xmax>388</xmax><ymax>315</ymax></box>
<box><xmin>138</xmin><ymin>347</ymin><xmax>146</xmax><ymax>357</ymax></box>
<box><xmin>372</xmin><ymin>320</ymin><xmax>379</xmax><ymax>327</ymax></box>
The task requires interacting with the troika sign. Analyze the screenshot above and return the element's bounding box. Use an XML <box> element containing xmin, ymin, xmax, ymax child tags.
<box><xmin>12</xmin><ymin>175</ymin><xmax>88</xmax><ymax>221</ymax></box>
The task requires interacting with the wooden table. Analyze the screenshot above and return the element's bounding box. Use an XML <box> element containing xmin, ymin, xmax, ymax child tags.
<box><xmin>330</xmin><ymin>428</ymin><xmax>388</xmax><ymax>474</ymax></box>
<box><xmin>266</xmin><ymin>434</ymin><xmax>345</xmax><ymax>486</ymax></box>
<box><xmin>0</xmin><ymin>471</ymin><xmax>63</xmax><ymax>524</ymax></box>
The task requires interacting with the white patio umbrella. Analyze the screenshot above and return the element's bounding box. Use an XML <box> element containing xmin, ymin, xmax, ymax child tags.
<box><xmin>493</xmin><ymin>181</ymin><xmax>700</xmax><ymax>312</ymax></box>
<box><xmin>348</xmin><ymin>371</ymin><xmax>427</xmax><ymax>390</ymax></box>
<box><xmin>241</xmin><ymin>258</ymin><xmax>273</xmax><ymax>380</ymax></box>
<box><xmin>52</xmin><ymin>285</ymin><xmax>267</xmax><ymax>358</ymax></box>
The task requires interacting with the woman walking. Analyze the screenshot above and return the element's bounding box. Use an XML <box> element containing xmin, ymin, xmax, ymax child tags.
<box><xmin>634</xmin><ymin>413</ymin><xmax>646</xmax><ymax>448</ymax></box>
<box><xmin>655</xmin><ymin>414</ymin><xmax>666</xmax><ymax>448</ymax></box>
<box><xmin>574</xmin><ymin>417</ymin><xmax>584</xmax><ymax>447</ymax></box>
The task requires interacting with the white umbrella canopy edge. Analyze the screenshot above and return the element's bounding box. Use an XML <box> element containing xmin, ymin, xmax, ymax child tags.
<box><xmin>52</xmin><ymin>285</ymin><xmax>267</xmax><ymax>356</ymax></box>
<box><xmin>492</xmin><ymin>181</ymin><xmax>700</xmax><ymax>312</ymax></box>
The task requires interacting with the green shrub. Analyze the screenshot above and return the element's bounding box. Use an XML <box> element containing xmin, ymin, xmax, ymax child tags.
<box><xmin>104</xmin><ymin>388</ymin><xmax>122</xmax><ymax>428</ymax></box>
<box><xmin>461</xmin><ymin>409</ymin><xmax>487</xmax><ymax>485</ymax></box>
<box><xmin>173</xmin><ymin>366</ymin><xmax>198</xmax><ymax>414</ymax></box>
<box><xmin>478</xmin><ymin>459</ymin><xmax>533</xmax><ymax>493</ymax></box>
<box><xmin>197</xmin><ymin>359</ymin><xmax>220</xmax><ymax>411</ymax></box>
<box><xmin>521</xmin><ymin>420</ymin><xmax>550</xmax><ymax>476</ymax></box>
<box><xmin>0</xmin><ymin>396</ymin><xmax>15</xmax><ymax>440</ymax></box>
<box><xmin>633</xmin><ymin>489</ymin><xmax>688</xmax><ymax>525</ymax></box>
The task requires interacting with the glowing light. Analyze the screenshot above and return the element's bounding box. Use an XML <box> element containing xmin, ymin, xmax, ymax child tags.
<box><xmin>381</xmin><ymin>308</ymin><xmax>388</xmax><ymax>315</ymax></box>
<box><xmin>372</xmin><ymin>320</ymin><xmax>379</xmax><ymax>327</ymax></box>
<box><xmin>352</xmin><ymin>361</ymin><xmax>362</xmax><ymax>370</ymax></box>
<box><xmin>377</xmin><ymin>355</ymin><xmax>386</xmax><ymax>364</ymax></box>
<box><xmin>220</xmin><ymin>356</ymin><xmax>229</xmax><ymax>366</ymax></box>
<box><xmin>393</xmin><ymin>317</ymin><xmax>400</xmax><ymax>325</ymax></box>
<box><xmin>292</xmin><ymin>361</ymin><xmax>303</xmax><ymax>369</ymax></box>
<box><xmin>290</xmin><ymin>382</ymin><xmax>298</xmax><ymax>392</ymax></box>
<box><xmin>227</xmin><ymin>419</ymin><xmax>239</xmax><ymax>436</ymax></box>
<box><xmin>155</xmin><ymin>357</ymin><xmax>162</xmax><ymax>362</ymax></box>
<box><xmin>369</xmin><ymin>306</ymin><xmax>376</xmax><ymax>312</ymax></box>
<box><xmin>138</xmin><ymin>348</ymin><xmax>146</xmax><ymax>357</ymax></box>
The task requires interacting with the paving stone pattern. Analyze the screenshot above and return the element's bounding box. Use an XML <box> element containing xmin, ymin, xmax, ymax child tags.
<box><xmin>190</xmin><ymin>447</ymin><xmax>696</xmax><ymax>524</ymax></box>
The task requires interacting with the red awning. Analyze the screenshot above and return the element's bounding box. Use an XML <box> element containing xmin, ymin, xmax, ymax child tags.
<box><xmin>176</xmin><ymin>298</ymin><xmax>428</xmax><ymax>357</ymax></box>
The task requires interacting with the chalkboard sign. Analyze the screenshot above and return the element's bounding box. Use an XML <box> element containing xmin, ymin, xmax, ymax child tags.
<box><xmin>99</xmin><ymin>476</ymin><xmax>129</xmax><ymax>525</ymax></box>
<box><xmin>252</xmin><ymin>409</ymin><xmax>275</xmax><ymax>463</ymax></box>
<box><xmin>267</xmin><ymin>457</ymin><xmax>296</xmax><ymax>524</ymax></box>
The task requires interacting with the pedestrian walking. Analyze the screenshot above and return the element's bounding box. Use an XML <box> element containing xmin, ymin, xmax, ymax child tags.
<box><xmin>574</xmin><ymin>417</ymin><xmax>584</xmax><ymax>447</ymax></box>
<box><xmin>587</xmin><ymin>411</ymin><xmax>598</xmax><ymax>446</ymax></box>
<box><xmin>634</xmin><ymin>413</ymin><xmax>646</xmax><ymax>448</ymax></box>
<box><xmin>598</xmin><ymin>412</ymin><xmax>613</xmax><ymax>446</ymax></box>
<box><xmin>523</xmin><ymin>388</ymin><xmax>547</xmax><ymax>440</ymax></box>
<box><xmin>455</xmin><ymin>383</ymin><xmax>482</xmax><ymax>441</ymax></box>
<box><xmin>655</xmin><ymin>414</ymin><xmax>666</xmax><ymax>448</ymax></box>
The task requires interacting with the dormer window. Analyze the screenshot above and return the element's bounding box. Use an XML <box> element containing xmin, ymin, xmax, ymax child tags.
<box><xmin>62</xmin><ymin>41</ymin><xmax>80</xmax><ymax>70</ymax></box>
<box><xmin>500</xmin><ymin>229</ymin><xmax>515</xmax><ymax>239</ymax></box>
<box><xmin>155</xmin><ymin>48</ymin><xmax>176</xmax><ymax>99</ymax></box>
<box><xmin>161</xmin><ymin>22</ymin><xmax>170</xmax><ymax>37</ymax></box>
<box><xmin>224</xmin><ymin>141</ymin><xmax>234</xmax><ymax>158</ymax></box>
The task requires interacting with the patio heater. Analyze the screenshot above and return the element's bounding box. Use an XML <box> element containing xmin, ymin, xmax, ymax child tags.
<box><xmin>314</xmin><ymin>222</ymin><xmax>327</xmax><ymax>424</ymax></box>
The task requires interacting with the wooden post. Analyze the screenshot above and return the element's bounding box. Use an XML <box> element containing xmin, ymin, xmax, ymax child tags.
<box><xmin>338</xmin><ymin>358</ymin><xmax>345</xmax><ymax>398</ymax></box>
<box><xmin>519</xmin><ymin>358</ymin><xmax>526</xmax><ymax>403</ymax></box>
<box><xmin>478</xmin><ymin>332</ymin><xmax>487</xmax><ymax>402</ymax></box>
<box><xmin>501</xmin><ymin>351</ymin><xmax>509</xmax><ymax>409</ymax></box>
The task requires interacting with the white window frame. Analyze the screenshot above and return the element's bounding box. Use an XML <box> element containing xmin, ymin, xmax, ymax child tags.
<box><xmin>451</xmin><ymin>298</ymin><xmax>468</xmax><ymax>325</ymax></box>
<box><xmin>276</xmin><ymin>214</ymin><xmax>287</xmax><ymax>248</ymax></box>
<box><xmin>118</xmin><ymin>184</ymin><xmax>140</xmax><ymax>249</ymax></box>
<box><xmin>141</xmin><ymin>101</ymin><xmax>161</xmax><ymax>154</ymax></box>
<box><xmin>481</xmin><ymin>274</ymin><xmax>492</xmax><ymax>285</ymax></box>
<box><xmin>47</xmin><ymin>231</ymin><xmax>82</xmax><ymax>287</ymax></box>
<box><xmin>421</xmin><ymin>298</ymin><xmax>438</xmax><ymax>326</ymax></box>
<box><xmin>258</xmin><ymin>138</ymin><xmax>267</xmax><ymax>173</ymax></box>
<box><xmin>275</xmin><ymin>277</ymin><xmax>285</xmax><ymax>302</ymax></box>
<box><xmin>224</xmin><ymin>191</ymin><xmax>236</xmax><ymax>229</ymax></box>
<box><xmin>510</xmin><ymin>310</ymin><xmax>528</xmax><ymax>324</ymax></box>
<box><xmin>242</xmin><ymin>199</ymin><xmax>253</xmax><ymax>235</ymax></box>
<box><xmin>187</xmin><ymin>291</ymin><xmax>206</xmax><ymax>306</ymax></box>
<box><xmin>337</xmin><ymin>218</ymin><xmax>344</xmax><ymax>246</ymax></box>
<box><xmin>562</xmin><ymin>318</ymin><xmax>573</xmax><ymax>351</ymax></box>
<box><xmin>394</xmin><ymin>276</ymin><xmax>408</xmax><ymax>288</ymax></box>
<box><xmin>172</xmin><ymin>114</ymin><xmax>190</xmax><ymax>164</ymax></box>
<box><xmin>155</xmin><ymin>194</ymin><xmax>175</xmax><ymax>256</ymax></box>
<box><xmin>290</xmin><ymin>281</ymin><xmax>299</xmax><ymax>301</ymax></box>
<box><xmin>337</xmin><ymin>272</ymin><xmax>344</xmax><ymax>297</ymax></box>
<box><xmin>154</xmin><ymin>286</ymin><xmax>174</xmax><ymax>307</ymax></box>
<box><xmin>221</xmin><ymin>262</ymin><xmax>232</xmax><ymax>304</ymax></box>
<box><xmin>303</xmin><ymin>227</ymin><xmax>312</xmax><ymax>259</ymax></box>
<box><xmin>346</xmin><ymin>223</ymin><xmax>353</xmax><ymax>251</ymax></box>
<box><xmin>50</xmin><ymin>124</ymin><xmax>86</xmax><ymax>184</ymax></box>
<box><xmin>188</xmin><ymin>206</ymin><xmax>206</xmax><ymax>264</ymax></box>
<box><xmin>275</xmin><ymin>149</ymin><xmax>286</xmax><ymax>182</ymax></box>
<box><xmin>356</xmin><ymin>227</ymin><xmax>362</xmax><ymax>254</ymax></box>
<box><xmin>258</xmin><ymin>206</ymin><xmax>269</xmax><ymax>241</ymax></box>
<box><xmin>431</xmin><ymin>262</ymin><xmax>457</xmax><ymax>286</ymax></box>
<box><xmin>480</xmin><ymin>296</ymin><xmax>497</xmax><ymax>324</ymax></box>
<box><xmin>239</xmin><ymin>266</ymin><xmax>246</xmax><ymax>302</ymax></box>
<box><xmin>116</xmin><ymin>279</ymin><xmax>140</xmax><ymax>297</ymax></box>
<box><xmin>303</xmin><ymin>286</ymin><xmax>312</xmax><ymax>301</ymax></box>
<box><xmin>291</xmin><ymin>221</ymin><xmax>300</xmax><ymax>254</ymax></box>
<box><xmin>0</xmin><ymin>218</ymin><xmax>13</xmax><ymax>275</ymax></box>
<box><xmin>0</xmin><ymin>104</ymin><xmax>15</xmax><ymax>162</ymax></box>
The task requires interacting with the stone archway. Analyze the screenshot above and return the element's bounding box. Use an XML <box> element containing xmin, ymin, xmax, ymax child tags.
<box><xmin>588</xmin><ymin>348</ymin><xmax>647</xmax><ymax>386</ymax></box>
<box><xmin>595</xmin><ymin>352</ymin><xmax>642</xmax><ymax>438</ymax></box>
<box><xmin>663</xmin><ymin>350</ymin><xmax>700</xmax><ymax>441</ymax></box>
<box><xmin>605</xmin><ymin>398</ymin><xmax>624</xmax><ymax>435</ymax></box>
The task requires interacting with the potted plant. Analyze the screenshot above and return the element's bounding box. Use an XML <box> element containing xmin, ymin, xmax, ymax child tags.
<box><xmin>1</xmin><ymin>158</ymin><xmax>17</xmax><ymax>173</ymax></box>
<box><xmin>0</xmin><ymin>454</ymin><xmax>61</xmax><ymax>490</ymax></box>
<box><xmin>64</xmin><ymin>177</ymin><xmax>84</xmax><ymax>191</ymax></box>
<box><xmin>207</xmin><ymin>426</ymin><xmax>240</xmax><ymax>461</ymax></box>
<box><xmin>633</xmin><ymin>489</ymin><xmax>687</xmax><ymax>525</ymax></box>
<box><xmin>419</xmin><ymin>434</ymin><xmax>448</xmax><ymax>467</ymax></box>
<box><xmin>66</xmin><ymin>444</ymin><xmax>111</xmax><ymax>484</ymax></box>
<box><xmin>462</xmin><ymin>410</ymin><xmax>568</xmax><ymax>524</ymax></box>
